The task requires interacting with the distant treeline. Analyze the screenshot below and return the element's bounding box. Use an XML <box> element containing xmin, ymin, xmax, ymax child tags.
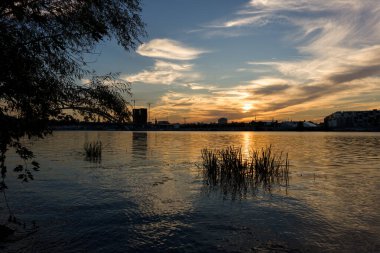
<box><xmin>49</xmin><ymin>120</ymin><xmax>324</xmax><ymax>131</ymax></box>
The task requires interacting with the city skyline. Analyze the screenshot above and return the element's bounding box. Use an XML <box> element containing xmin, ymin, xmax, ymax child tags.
<box><xmin>87</xmin><ymin>0</ymin><xmax>380</xmax><ymax>123</ymax></box>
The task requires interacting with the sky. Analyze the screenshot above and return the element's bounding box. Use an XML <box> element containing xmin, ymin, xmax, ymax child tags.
<box><xmin>89</xmin><ymin>0</ymin><xmax>380</xmax><ymax>123</ymax></box>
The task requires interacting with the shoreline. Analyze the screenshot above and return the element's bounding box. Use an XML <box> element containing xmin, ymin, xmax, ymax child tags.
<box><xmin>49</xmin><ymin>127</ymin><xmax>380</xmax><ymax>132</ymax></box>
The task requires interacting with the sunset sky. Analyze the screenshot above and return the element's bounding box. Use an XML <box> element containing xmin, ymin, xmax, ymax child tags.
<box><xmin>88</xmin><ymin>0</ymin><xmax>380</xmax><ymax>123</ymax></box>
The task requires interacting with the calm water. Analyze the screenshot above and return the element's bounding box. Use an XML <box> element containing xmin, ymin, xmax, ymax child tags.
<box><xmin>1</xmin><ymin>131</ymin><xmax>380</xmax><ymax>252</ymax></box>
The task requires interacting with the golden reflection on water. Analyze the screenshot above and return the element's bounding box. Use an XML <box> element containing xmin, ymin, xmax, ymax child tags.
<box><xmin>128</xmin><ymin>132</ymin><xmax>196</xmax><ymax>217</ymax></box>
<box><xmin>241</xmin><ymin>131</ymin><xmax>252</xmax><ymax>157</ymax></box>
<box><xmin>32</xmin><ymin>132</ymin><xmax>380</xmax><ymax>219</ymax></box>
<box><xmin>106</xmin><ymin>131</ymin><xmax>379</xmax><ymax>233</ymax></box>
<box><xmin>17</xmin><ymin>131</ymin><xmax>380</xmax><ymax>251</ymax></box>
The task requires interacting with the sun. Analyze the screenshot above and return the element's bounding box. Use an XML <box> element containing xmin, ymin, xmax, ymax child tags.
<box><xmin>242</xmin><ymin>103</ymin><xmax>253</xmax><ymax>112</ymax></box>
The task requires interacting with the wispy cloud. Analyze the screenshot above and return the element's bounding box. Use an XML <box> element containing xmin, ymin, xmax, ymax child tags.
<box><xmin>183</xmin><ymin>83</ymin><xmax>217</xmax><ymax>91</ymax></box>
<box><xmin>136</xmin><ymin>38</ymin><xmax>207</xmax><ymax>60</ymax></box>
<box><xmin>150</xmin><ymin>76</ymin><xmax>379</xmax><ymax>123</ymax></box>
<box><xmin>210</xmin><ymin>15</ymin><xmax>269</xmax><ymax>28</ymax></box>
<box><xmin>248</xmin><ymin>0</ymin><xmax>365</xmax><ymax>13</ymax></box>
<box><xmin>124</xmin><ymin>60</ymin><xmax>201</xmax><ymax>85</ymax></box>
<box><xmin>135</xmin><ymin>1</ymin><xmax>380</xmax><ymax>122</ymax></box>
<box><xmin>215</xmin><ymin>0</ymin><xmax>380</xmax><ymax>119</ymax></box>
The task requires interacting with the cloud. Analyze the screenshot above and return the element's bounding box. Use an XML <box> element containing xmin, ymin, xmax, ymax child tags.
<box><xmin>147</xmin><ymin>1</ymin><xmax>380</xmax><ymax>122</ymax></box>
<box><xmin>252</xmin><ymin>45</ymin><xmax>380</xmax><ymax>85</ymax></box>
<box><xmin>254</xmin><ymin>84</ymin><xmax>291</xmax><ymax>95</ymax></box>
<box><xmin>124</xmin><ymin>60</ymin><xmax>201</xmax><ymax>85</ymax></box>
<box><xmin>227</xmin><ymin>0</ymin><xmax>380</xmax><ymax>118</ymax></box>
<box><xmin>329</xmin><ymin>65</ymin><xmax>380</xmax><ymax>84</ymax></box>
<box><xmin>183</xmin><ymin>83</ymin><xmax>217</xmax><ymax>91</ymax></box>
<box><xmin>326</xmin><ymin>46</ymin><xmax>380</xmax><ymax>83</ymax></box>
<box><xmin>149</xmin><ymin>76</ymin><xmax>379</xmax><ymax>123</ymax></box>
<box><xmin>232</xmin><ymin>78</ymin><xmax>292</xmax><ymax>96</ymax></box>
<box><xmin>150</xmin><ymin>87</ymin><xmax>256</xmax><ymax>122</ymax></box>
<box><xmin>219</xmin><ymin>15</ymin><xmax>268</xmax><ymax>28</ymax></box>
<box><xmin>248</xmin><ymin>0</ymin><xmax>349</xmax><ymax>12</ymax></box>
<box><xmin>136</xmin><ymin>39</ymin><xmax>207</xmax><ymax>60</ymax></box>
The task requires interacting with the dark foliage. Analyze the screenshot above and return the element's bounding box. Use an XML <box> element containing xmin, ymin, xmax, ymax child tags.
<box><xmin>0</xmin><ymin>0</ymin><xmax>145</xmax><ymax>189</ymax></box>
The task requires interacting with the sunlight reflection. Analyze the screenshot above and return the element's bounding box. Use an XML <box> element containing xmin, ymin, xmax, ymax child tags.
<box><xmin>242</xmin><ymin>131</ymin><xmax>252</xmax><ymax>157</ymax></box>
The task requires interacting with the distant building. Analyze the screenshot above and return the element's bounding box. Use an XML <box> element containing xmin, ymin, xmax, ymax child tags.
<box><xmin>280</xmin><ymin>121</ymin><xmax>318</xmax><ymax>130</ymax></box>
<box><xmin>324</xmin><ymin>110</ymin><xmax>380</xmax><ymax>130</ymax></box>
<box><xmin>154</xmin><ymin>120</ymin><xmax>172</xmax><ymax>130</ymax></box>
<box><xmin>303</xmin><ymin>121</ymin><xmax>318</xmax><ymax>128</ymax></box>
<box><xmin>218</xmin><ymin>117</ymin><xmax>228</xmax><ymax>124</ymax></box>
<box><xmin>157</xmin><ymin>120</ymin><xmax>170</xmax><ymax>125</ymax></box>
<box><xmin>133</xmin><ymin>108</ymin><xmax>147</xmax><ymax>126</ymax></box>
<box><xmin>281</xmin><ymin>121</ymin><xmax>298</xmax><ymax>129</ymax></box>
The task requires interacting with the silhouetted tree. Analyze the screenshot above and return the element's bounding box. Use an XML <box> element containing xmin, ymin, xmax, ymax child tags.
<box><xmin>0</xmin><ymin>0</ymin><xmax>145</xmax><ymax>190</ymax></box>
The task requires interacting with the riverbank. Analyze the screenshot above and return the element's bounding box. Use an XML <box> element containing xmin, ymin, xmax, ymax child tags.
<box><xmin>49</xmin><ymin>122</ymin><xmax>380</xmax><ymax>132</ymax></box>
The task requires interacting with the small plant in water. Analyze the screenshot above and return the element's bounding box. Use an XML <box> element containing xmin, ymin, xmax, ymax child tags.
<box><xmin>200</xmin><ymin>145</ymin><xmax>289</xmax><ymax>199</ymax></box>
<box><xmin>84</xmin><ymin>141</ymin><xmax>102</xmax><ymax>161</ymax></box>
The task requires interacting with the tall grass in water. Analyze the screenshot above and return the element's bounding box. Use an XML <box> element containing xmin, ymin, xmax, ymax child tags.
<box><xmin>251</xmin><ymin>145</ymin><xmax>289</xmax><ymax>184</ymax></box>
<box><xmin>201</xmin><ymin>145</ymin><xmax>289</xmax><ymax>199</ymax></box>
<box><xmin>84</xmin><ymin>141</ymin><xmax>102</xmax><ymax>161</ymax></box>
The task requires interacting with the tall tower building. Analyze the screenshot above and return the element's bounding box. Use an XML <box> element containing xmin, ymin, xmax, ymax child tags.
<box><xmin>133</xmin><ymin>108</ymin><xmax>148</xmax><ymax>126</ymax></box>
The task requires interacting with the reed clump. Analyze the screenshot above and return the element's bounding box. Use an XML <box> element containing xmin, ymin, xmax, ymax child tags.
<box><xmin>200</xmin><ymin>145</ymin><xmax>289</xmax><ymax>198</ymax></box>
<box><xmin>84</xmin><ymin>141</ymin><xmax>102</xmax><ymax>161</ymax></box>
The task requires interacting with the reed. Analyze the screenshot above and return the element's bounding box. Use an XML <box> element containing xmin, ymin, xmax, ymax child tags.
<box><xmin>84</xmin><ymin>141</ymin><xmax>102</xmax><ymax>161</ymax></box>
<box><xmin>200</xmin><ymin>145</ymin><xmax>289</xmax><ymax>198</ymax></box>
<box><xmin>252</xmin><ymin>145</ymin><xmax>289</xmax><ymax>179</ymax></box>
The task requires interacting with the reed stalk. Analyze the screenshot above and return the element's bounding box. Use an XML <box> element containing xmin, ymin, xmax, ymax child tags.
<box><xmin>84</xmin><ymin>141</ymin><xmax>102</xmax><ymax>161</ymax></box>
<box><xmin>200</xmin><ymin>145</ymin><xmax>289</xmax><ymax>198</ymax></box>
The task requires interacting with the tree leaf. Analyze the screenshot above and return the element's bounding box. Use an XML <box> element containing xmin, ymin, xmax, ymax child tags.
<box><xmin>14</xmin><ymin>165</ymin><xmax>24</xmax><ymax>172</ymax></box>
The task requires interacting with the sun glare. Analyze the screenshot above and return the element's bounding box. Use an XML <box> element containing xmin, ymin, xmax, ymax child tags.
<box><xmin>242</xmin><ymin>103</ymin><xmax>253</xmax><ymax>112</ymax></box>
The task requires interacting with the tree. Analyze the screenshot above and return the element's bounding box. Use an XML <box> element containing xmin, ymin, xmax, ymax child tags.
<box><xmin>0</xmin><ymin>0</ymin><xmax>145</xmax><ymax>190</ymax></box>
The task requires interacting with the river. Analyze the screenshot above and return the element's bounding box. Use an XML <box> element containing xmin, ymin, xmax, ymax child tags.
<box><xmin>1</xmin><ymin>131</ymin><xmax>379</xmax><ymax>252</ymax></box>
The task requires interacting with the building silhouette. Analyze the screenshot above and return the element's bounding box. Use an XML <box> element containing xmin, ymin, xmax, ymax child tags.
<box><xmin>218</xmin><ymin>117</ymin><xmax>228</xmax><ymax>124</ymax></box>
<box><xmin>133</xmin><ymin>108</ymin><xmax>147</xmax><ymax>126</ymax></box>
<box><xmin>324</xmin><ymin>109</ymin><xmax>380</xmax><ymax>130</ymax></box>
